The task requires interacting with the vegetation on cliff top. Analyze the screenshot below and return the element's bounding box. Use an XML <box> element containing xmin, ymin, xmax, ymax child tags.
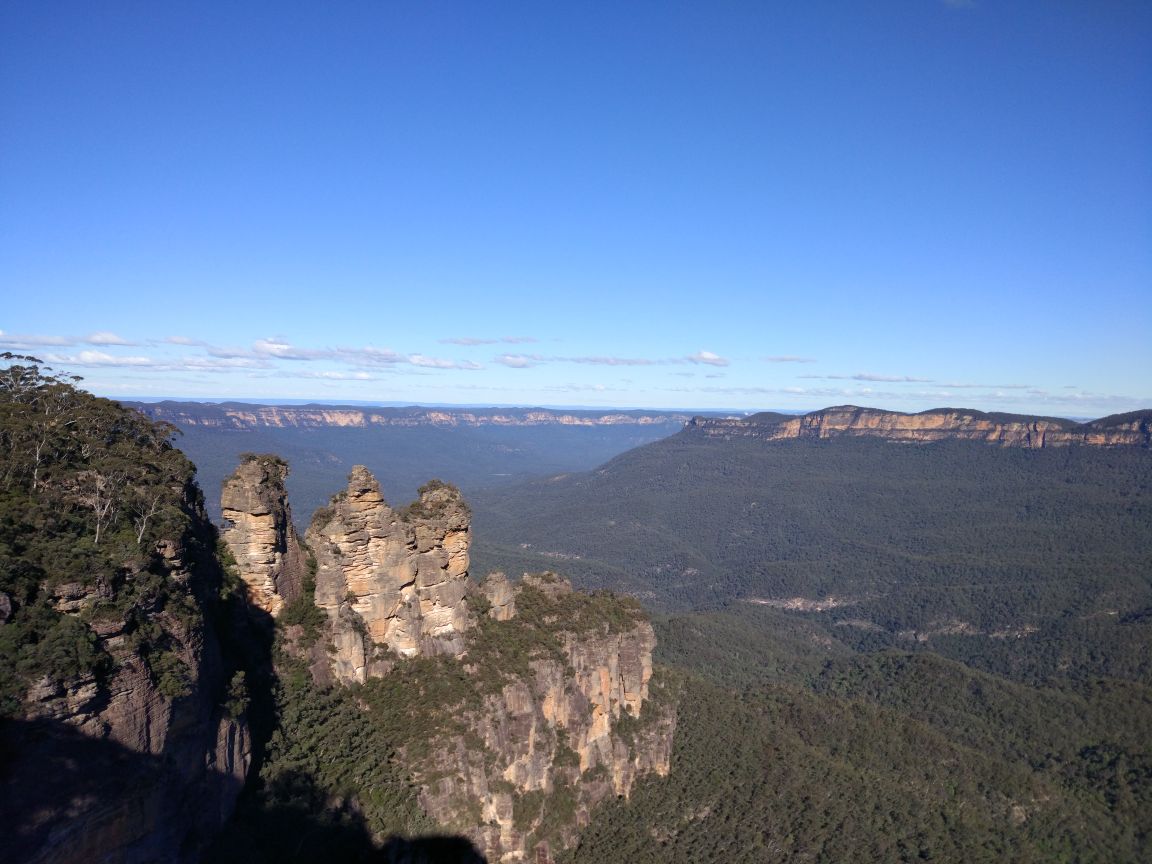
<box><xmin>0</xmin><ymin>355</ymin><xmax>225</xmax><ymax>714</ymax></box>
<box><xmin>357</xmin><ymin>574</ymin><xmax>648</xmax><ymax>748</ymax></box>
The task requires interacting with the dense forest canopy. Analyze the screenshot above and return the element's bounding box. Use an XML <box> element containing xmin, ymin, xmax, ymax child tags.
<box><xmin>471</xmin><ymin>431</ymin><xmax>1152</xmax><ymax>680</ymax></box>
<box><xmin>0</xmin><ymin>355</ymin><xmax>211</xmax><ymax>712</ymax></box>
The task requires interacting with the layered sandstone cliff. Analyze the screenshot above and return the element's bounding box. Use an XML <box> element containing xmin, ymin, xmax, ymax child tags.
<box><xmin>396</xmin><ymin>573</ymin><xmax>675</xmax><ymax>863</ymax></box>
<box><xmin>688</xmin><ymin>406</ymin><xmax>1152</xmax><ymax>448</ymax></box>
<box><xmin>220</xmin><ymin>454</ymin><xmax>306</xmax><ymax>617</ymax></box>
<box><xmin>305</xmin><ymin>467</ymin><xmax>474</xmax><ymax>682</ymax></box>
<box><xmin>218</xmin><ymin>459</ymin><xmax>675</xmax><ymax>862</ymax></box>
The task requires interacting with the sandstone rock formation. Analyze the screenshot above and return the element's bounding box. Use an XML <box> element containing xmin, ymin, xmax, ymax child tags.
<box><xmin>401</xmin><ymin>574</ymin><xmax>675</xmax><ymax>862</ymax></box>
<box><xmin>0</xmin><ymin>367</ymin><xmax>261</xmax><ymax>863</ymax></box>
<box><xmin>480</xmin><ymin>571</ymin><xmax>517</xmax><ymax>621</ymax></box>
<box><xmin>220</xmin><ymin>454</ymin><xmax>306</xmax><ymax>617</ymax></box>
<box><xmin>688</xmin><ymin>405</ymin><xmax>1152</xmax><ymax>448</ymax></box>
<box><xmin>225</xmin><ymin>460</ymin><xmax>676</xmax><ymax>862</ymax></box>
<box><xmin>306</xmin><ymin>467</ymin><xmax>475</xmax><ymax>682</ymax></box>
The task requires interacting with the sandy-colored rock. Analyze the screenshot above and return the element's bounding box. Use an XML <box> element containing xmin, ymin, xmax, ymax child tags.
<box><xmin>220</xmin><ymin>455</ymin><xmax>306</xmax><ymax>617</ymax></box>
<box><xmin>409</xmin><ymin>576</ymin><xmax>674</xmax><ymax>863</ymax></box>
<box><xmin>306</xmin><ymin>468</ymin><xmax>475</xmax><ymax>683</ymax></box>
<box><xmin>481</xmin><ymin>572</ymin><xmax>517</xmax><ymax>621</ymax></box>
<box><xmin>133</xmin><ymin>404</ymin><xmax>695</xmax><ymax>430</ymax></box>
<box><xmin>688</xmin><ymin>405</ymin><xmax>1152</xmax><ymax>448</ymax></box>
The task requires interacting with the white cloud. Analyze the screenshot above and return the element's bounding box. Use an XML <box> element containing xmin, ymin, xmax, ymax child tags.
<box><xmin>440</xmin><ymin>337</ymin><xmax>499</xmax><ymax>346</ymax></box>
<box><xmin>496</xmin><ymin>354</ymin><xmax>542</xmax><ymax>368</ymax></box>
<box><xmin>799</xmin><ymin>373</ymin><xmax>933</xmax><ymax>383</ymax></box>
<box><xmin>208</xmin><ymin>345</ymin><xmax>254</xmax><ymax>359</ymax></box>
<box><xmin>339</xmin><ymin>346</ymin><xmax>407</xmax><ymax>366</ymax></box>
<box><xmin>440</xmin><ymin>335</ymin><xmax>539</xmax><ymax>346</ymax></box>
<box><xmin>253</xmin><ymin>338</ymin><xmax>329</xmax><ymax>360</ymax></box>
<box><xmin>852</xmin><ymin>373</ymin><xmax>933</xmax><ymax>383</ymax></box>
<box><xmin>937</xmin><ymin>381</ymin><xmax>1032</xmax><ymax>390</ymax></box>
<box><xmin>165</xmin><ymin>335</ymin><xmax>206</xmax><ymax>346</ymax></box>
<box><xmin>545</xmin><ymin>383</ymin><xmax>621</xmax><ymax>393</ymax></box>
<box><xmin>763</xmin><ymin>355</ymin><xmax>815</xmax><ymax>363</ymax></box>
<box><xmin>85</xmin><ymin>331</ymin><xmax>135</xmax><ymax>346</ymax></box>
<box><xmin>570</xmin><ymin>356</ymin><xmax>657</xmax><ymax>366</ymax></box>
<box><xmin>46</xmin><ymin>351</ymin><xmax>155</xmax><ymax>367</ymax></box>
<box><xmin>408</xmin><ymin>355</ymin><xmax>482</xmax><ymax>370</ymax></box>
<box><xmin>0</xmin><ymin>331</ymin><xmax>74</xmax><ymax>349</ymax></box>
<box><xmin>291</xmin><ymin>370</ymin><xmax>377</xmax><ymax>380</ymax></box>
<box><xmin>687</xmin><ymin>350</ymin><xmax>729</xmax><ymax>367</ymax></box>
<box><xmin>180</xmin><ymin>356</ymin><xmax>272</xmax><ymax>371</ymax></box>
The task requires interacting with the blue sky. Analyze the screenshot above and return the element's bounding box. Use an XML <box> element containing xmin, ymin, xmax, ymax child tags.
<box><xmin>2</xmin><ymin>1</ymin><xmax>1149</xmax><ymax>416</ymax></box>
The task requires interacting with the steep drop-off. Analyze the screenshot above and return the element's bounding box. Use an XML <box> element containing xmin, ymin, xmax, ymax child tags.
<box><xmin>220</xmin><ymin>454</ymin><xmax>306</xmax><ymax>618</ymax></box>
<box><xmin>224</xmin><ymin>462</ymin><xmax>675</xmax><ymax>862</ymax></box>
<box><xmin>0</xmin><ymin>359</ymin><xmax>254</xmax><ymax>864</ymax></box>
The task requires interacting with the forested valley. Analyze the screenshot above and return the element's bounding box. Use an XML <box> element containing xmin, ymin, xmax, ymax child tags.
<box><xmin>3</xmin><ymin>359</ymin><xmax>1149</xmax><ymax>862</ymax></box>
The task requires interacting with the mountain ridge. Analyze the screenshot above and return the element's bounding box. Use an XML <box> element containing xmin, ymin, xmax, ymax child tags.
<box><xmin>127</xmin><ymin>401</ymin><xmax>700</xmax><ymax>429</ymax></box>
<box><xmin>691</xmin><ymin>404</ymin><xmax>1151</xmax><ymax>447</ymax></box>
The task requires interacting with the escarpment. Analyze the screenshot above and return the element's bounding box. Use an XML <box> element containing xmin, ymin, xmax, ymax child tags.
<box><xmin>364</xmin><ymin>572</ymin><xmax>676</xmax><ymax>863</ymax></box>
<box><xmin>220</xmin><ymin>454</ymin><xmax>306</xmax><ymax>617</ymax></box>
<box><xmin>131</xmin><ymin>401</ymin><xmax>695</xmax><ymax>430</ymax></box>
<box><xmin>0</xmin><ymin>366</ymin><xmax>254</xmax><ymax>864</ymax></box>
<box><xmin>688</xmin><ymin>405</ymin><xmax>1152</xmax><ymax>447</ymax></box>
<box><xmin>223</xmin><ymin>461</ymin><xmax>675</xmax><ymax>862</ymax></box>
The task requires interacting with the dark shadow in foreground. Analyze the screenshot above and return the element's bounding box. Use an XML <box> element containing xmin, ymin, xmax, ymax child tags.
<box><xmin>202</xmin><ymin>767</ymin><xmax>486</xmax><ymax>864</ymax></box>
<box><xmin>379</xmin><ymin>835</ymin><xmax>487</xmax><ymax>864</ymax></box>
<box><xmin>0</xmin><ymin>716</ymin><xmax>243</xmax><ymax>864</ymax></box>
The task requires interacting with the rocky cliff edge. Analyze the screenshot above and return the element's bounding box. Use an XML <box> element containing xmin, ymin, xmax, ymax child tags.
<box><xmin>688</xmin><ymin>405</ymin><xmax>1152</xmax><ymax>448</ymax></box>
<box><xmin>222</xmin><ymin>462</ymin><xmax>675</xmax><ymax>863</ymax></box>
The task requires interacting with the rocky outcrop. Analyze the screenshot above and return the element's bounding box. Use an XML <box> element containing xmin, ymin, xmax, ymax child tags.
<box><xmin>5</xmin><ymin>500</ymin><xmax>251</xmax><ymax>864</ymax></box>
<box><xmin>481</xmin><ymin>571</ymin><xmax>517</xmax><ymax>621</ymax></box>
<box><xmin>305</xmin><ymin>468</ymin><xmax>474</xmax><ymax>683</ymax></box>
<box><xmin>401</xmin><ymin>574</ymin><xmax>675</xmax><ymax>863</ymax></box>
<box><xmin>250</xmin><ymin>464</ymin><xmax>674</xmax><ymax>862</ymax></box>
<box><xmin>687</xmin><ymin>406</ymin><xmax>1152</xmax><ymax>448</ymax></box>
<box><xmin>220</xmin><ymin>454</ymin><xmax>306</xmax><ymax>617</ymax></box>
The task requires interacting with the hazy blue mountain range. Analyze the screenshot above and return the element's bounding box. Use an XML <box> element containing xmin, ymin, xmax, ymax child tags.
<box><xmin>125</xmin><ymin>401</ymin><xmax>698</xmax><ymax>522</ymax></box>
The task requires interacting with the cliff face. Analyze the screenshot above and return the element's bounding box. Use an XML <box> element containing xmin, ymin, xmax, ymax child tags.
<box><xmin>688</xmin><ymin>406</ymin><xmax>1152</xmax><ymax>448</ymax></box>
<box><xmin>394</xmin><ymin>574</ymin><xmax>675</xmax><ymax>863</ymax></box>
<box><xmin>305</xmin><ymin>467</ymin><xmax>474</xmax><ymax>683</ymax></box>
<box><xmin>0</xmin><ymin>366</ymin><xmax>255</xmax><ymax>864</ymax></box>
<box><xmin>218</xmin><ymin>458</ymin><xmax>675</xmax><ymax>862</ymax></box>
<box><xmin>10</xmin><ymin>531</ymin><xmax>252</xmax><ymax>864</ymax></box>
<box><xmin>220</xmin><ymin>455</ymin><xmax>306</xmax><ymax>617</ymax></box>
